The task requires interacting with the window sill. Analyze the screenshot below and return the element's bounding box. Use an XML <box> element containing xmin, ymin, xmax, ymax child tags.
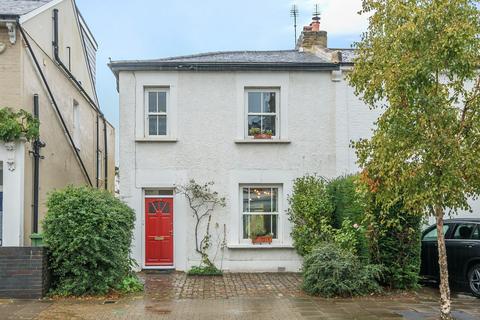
<box><xmin>234</xmin><ymin>139</ymin><xmax>291</xmax><ymax>144</ymax></box>
<box><xmin>135</xmin><ymin>138</ymin><xmax>178</xmax><ymax>143</ymax></box>
<box><xmin>227</xmin><ymin>244</ymin><xmax>295</xmax><ymax>249</ymax></box>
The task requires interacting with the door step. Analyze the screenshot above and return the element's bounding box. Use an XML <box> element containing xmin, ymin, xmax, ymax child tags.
<box><xmin>143</xmin><ymin>268</ymin><xmax>175</xmax><ymax>274</ymax></box>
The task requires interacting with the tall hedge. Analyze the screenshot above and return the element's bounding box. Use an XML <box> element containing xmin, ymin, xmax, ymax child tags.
<box><xmin>327</xmin><ymin>175</ymin><xmax>364</xmax><ymax>228</ymax></box>
<box><xmin>287</xmin><ymin>175</ymin><xmax>334</xmax><ymax>256</ymax></box>
<box><xmin>43</xmin><ymin>186</ymin><xmax>136</xmax><ymax>295</ymax></box>
<box><xmin>365</xmin><ymin>201</ymin><xmax>422</xmax><ymax>289</ymax></box>
<box><xmin>326</xmin><ymin>175</ymin><xmax>369</xmax><ymax>260</ymax></box>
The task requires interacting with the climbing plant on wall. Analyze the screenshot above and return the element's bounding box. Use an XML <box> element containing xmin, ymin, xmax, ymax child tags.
<box><xmin>0</xmin><ymin>107</ymin><xmax>39</xmax><ymax>142</ymax></box>
<box><xmin>176</xmin><ymin>180</ymin><xmax>226</xmax><ymax>271</ymax></box>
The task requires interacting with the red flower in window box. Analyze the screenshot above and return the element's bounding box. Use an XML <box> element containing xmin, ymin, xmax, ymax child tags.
<box><xmin>251</xmin><ymin>235</ymin><xmax>273</xmax><ymax>245</ymax></box>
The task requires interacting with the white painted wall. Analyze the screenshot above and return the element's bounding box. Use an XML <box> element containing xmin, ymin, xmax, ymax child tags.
<box><xmin>0</xmin><ymin>141</ymin><xmax>25</xmax><ymax>246</ymax></box>
<box><xmin>118</xmin><ymin>67</ymin><xmax>479</xmax><ymax>272</ymax></box>
<box><xmin>118</xmin><ymin>68</ymin><xmax>365</xmax><ymax>272</ymax></box>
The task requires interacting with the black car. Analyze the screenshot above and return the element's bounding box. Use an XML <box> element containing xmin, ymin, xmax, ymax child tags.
<box><xmin>421</xmin><ymin>218</ymin><xmax>480</xmax><ymax>297</ymax></box>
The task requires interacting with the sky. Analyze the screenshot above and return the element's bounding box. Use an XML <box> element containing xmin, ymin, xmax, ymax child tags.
<box><xmin>75</xmin><ymin>0</ymin><xmax>369</xmax><ymax>148</ymax></box>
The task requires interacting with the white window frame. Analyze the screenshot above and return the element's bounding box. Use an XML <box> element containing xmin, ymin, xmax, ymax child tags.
<box><xmin>240</xmin><ymin>185</ymin><xmax>282</xmax><ymax>244</ymax></box>
<box><xmin>144</xmin><ymin>87</ymin><xmax>170</xmax><ymax>138</ymax></box>
<box><xmin>244</xmin><ymin>88</ymin><xmax>280</xmax><ymax>139</ymax></box>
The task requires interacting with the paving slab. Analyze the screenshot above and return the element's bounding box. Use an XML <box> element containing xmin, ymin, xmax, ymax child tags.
<box><xmin>0</xmin><ymin>272</ymin><xmax>478</xmax><ymax>319</ymax></box>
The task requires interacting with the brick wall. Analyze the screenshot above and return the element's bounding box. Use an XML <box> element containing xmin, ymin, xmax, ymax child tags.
<box><xmin>0</xmin><ymin>247</ymin><xmax>50</xmax><ymax>299</ymax></box>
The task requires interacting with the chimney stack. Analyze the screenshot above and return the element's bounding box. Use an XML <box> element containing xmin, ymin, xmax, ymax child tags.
<box><xmin>296</xmin><ymin>10</ymin><xmax>327</xmax><ymax>51</ymax></box>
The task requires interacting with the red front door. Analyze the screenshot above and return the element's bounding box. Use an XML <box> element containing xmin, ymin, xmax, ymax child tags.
<box><xmin>145</xmin><ymin>197</ymin><xmax>174</xmax><ymax>266</ymax></box>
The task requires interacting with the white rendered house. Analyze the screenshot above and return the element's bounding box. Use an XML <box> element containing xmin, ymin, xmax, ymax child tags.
<box><xmin>109</xmin><ymin>19</ymin><xmax>478</xmax><ymax>272</ymax></box>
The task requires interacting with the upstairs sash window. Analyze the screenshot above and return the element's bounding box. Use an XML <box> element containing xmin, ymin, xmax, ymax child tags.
<box><xmin>146</xmin><ymin>89</ymin><xmax>168</xmax><ymax>136</ymax></box>
<box><xmin>245</xmin><ymin>89</ymin><xmax>279</xmax><ymax>138</ymax></box>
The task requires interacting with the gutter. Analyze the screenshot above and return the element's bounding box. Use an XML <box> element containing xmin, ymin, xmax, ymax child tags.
<box><xmin>108</xmin><ymin>61</ymin><xmax>342</xmax><ymax>91</ymax></box>
<box><xmin>0</xmin><ymin>15</ymin><xmax>19</xmax><ymax>20</ymax></box>
<box><xmin>108</xmin><ymin>61</ymin><xmax>341</xmax><ymax>73</ymax></box>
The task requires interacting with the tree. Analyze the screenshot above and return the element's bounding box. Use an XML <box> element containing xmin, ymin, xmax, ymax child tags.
<box><xmin>176</xmin><ymin>180</ymin><xmax>226</xmax><ymax>268</ymax></box>
<box><xmin>348</xmin><ymin>1</ymin><xmax>480</xmax><ymax>318</ymax></box>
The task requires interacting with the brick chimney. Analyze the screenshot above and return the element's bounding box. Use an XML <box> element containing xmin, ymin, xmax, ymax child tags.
<box><xmin>296</xmin><ymin>16</ymin><xmax>328</xmax><ymax>51</ymax></box>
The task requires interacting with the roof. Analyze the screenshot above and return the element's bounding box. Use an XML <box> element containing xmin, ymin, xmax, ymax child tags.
<box><xmin>0</xmin><ymin>0</ymin><xmax>53</xmax><ymax>17</ymax></box>
<box><xmin>109</xmin><ymin>49</ymin><xmax>354</xmax><ymax>74</ymax></box>
<box><xmin>335</xmin><ymin>49</ymin><xmax>355</xmax><ymax>64</ymax></box>
<box><xmin>153</xmin><ymin>50</ymin><xmax>331</xmax><ymax>64</ymax></box>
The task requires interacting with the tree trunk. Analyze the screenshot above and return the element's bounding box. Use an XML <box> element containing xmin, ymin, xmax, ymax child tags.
<box><xmin>435</xmin><ymin>206</ymin><xmax>452</xmax><ymax>320</ymax></box>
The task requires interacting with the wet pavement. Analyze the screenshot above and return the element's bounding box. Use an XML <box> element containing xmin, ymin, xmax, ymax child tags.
<box><xmin>0</xmin><ymin>272</ymin><xmax>479</xmax><ymax>320</ymax></box>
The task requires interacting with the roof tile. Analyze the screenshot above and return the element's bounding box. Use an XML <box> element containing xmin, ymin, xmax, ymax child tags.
<box><xmin>0</xmin><ymin>0</ymin><xmax>53</xmax><ymax>16</ymax></box>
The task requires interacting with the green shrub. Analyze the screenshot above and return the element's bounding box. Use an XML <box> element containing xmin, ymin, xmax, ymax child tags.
<box><xmin>290</xmin><ymin>173</ymin><xmax>422</xmax><ymax>291</ymax></box>
<box><xmin>289</xmin><ymin>174</ymin><xmax>368</xmax><ymax>258</ymax></box>
<box><xmin>327</xmin><ymin>175</ymin><xmax>369</xmax><ymax>259</ymax></box>
<box><xmin>317</xmin><ymin>219</ymin><xmax>366</xmax><ymax>257</ymax></box>
<box><xmin>288</xmin><ymin>175</ymin><xmax>334</xmax><ymax>256</ymax></box>
<box><xmin>187</xmin><ymin>265</ymin><xmax>223</xmax><ymax>276</ymax></box>
<box><xmin>327</xmin><ymin>175</ymin><xmax>364</xmax><ymax>228</ymax></box>
<box><xmin>43</xmin><ymin>186</ymin><xmax>136</xmax><ymax>296</ymax></box>
<box><xmin>117</xmin><ymin>274</ymin><xmax>144</xmax><ymax>294</ymax></box>
<box><xmin>365</xmin><ymin>201</ymin><xmax>422</xmax><ymax>289</ymax></box>
<box><xmin>302</xmin><ymin>242</ymin><xmax>382</xmax><ymax>297</ymax></box>
<box><xmin>0</xmin><ymin>107</ymin><xmax>39</xmax><ymax>142</ymax></box>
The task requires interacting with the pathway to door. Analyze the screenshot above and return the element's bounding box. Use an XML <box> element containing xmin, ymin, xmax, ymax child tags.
<box><xmin>1</xmin><ymin>272</ymin><xmax>480</xmax><ymax>320</ymax></box>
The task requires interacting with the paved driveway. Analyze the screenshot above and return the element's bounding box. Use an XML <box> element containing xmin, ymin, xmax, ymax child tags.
<box><xmin>0</xmin><ymin>272</ymin><xmax>479</xmax><ymax>320</ymax></box>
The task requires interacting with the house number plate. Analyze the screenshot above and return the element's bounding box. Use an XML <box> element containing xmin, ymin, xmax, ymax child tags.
<box><xmin>154</xmin><ymin>236</ymin><xmax>164</xmax><ymax>241</ymax></box>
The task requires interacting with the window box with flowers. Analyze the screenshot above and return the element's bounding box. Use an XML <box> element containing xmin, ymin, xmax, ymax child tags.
<box><xmin>249</xmin><ymin>128</ymin><xmax>273</xmax><ymax>140</ymax></box>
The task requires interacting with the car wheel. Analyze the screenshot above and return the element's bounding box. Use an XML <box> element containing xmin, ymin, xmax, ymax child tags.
<box><xmin>468</xmin><ymin>264</ymin><xmax>480</xmax><ymax>298</ymax></box>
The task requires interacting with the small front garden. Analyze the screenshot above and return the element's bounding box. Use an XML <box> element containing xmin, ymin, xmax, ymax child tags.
<box><xmin>288</xmin><ymin>174</ymin><xmax>422</xmax><ymax>297</ymax></box>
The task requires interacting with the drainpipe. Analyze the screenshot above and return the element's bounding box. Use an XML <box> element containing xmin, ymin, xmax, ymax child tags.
<box><xmin>31</xmin><ymin>94</ymin><xmax>45</xmax><ymax>233</ymax></box>
<box><xmin>103</xmin><ymin>118</ymin><xmax>108</xmax><ymax>190</ymax></box>
<box><xmin>96</xmin><ymin>115</ymin><xmax>99</xmax><ymax>188</ymax></box>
